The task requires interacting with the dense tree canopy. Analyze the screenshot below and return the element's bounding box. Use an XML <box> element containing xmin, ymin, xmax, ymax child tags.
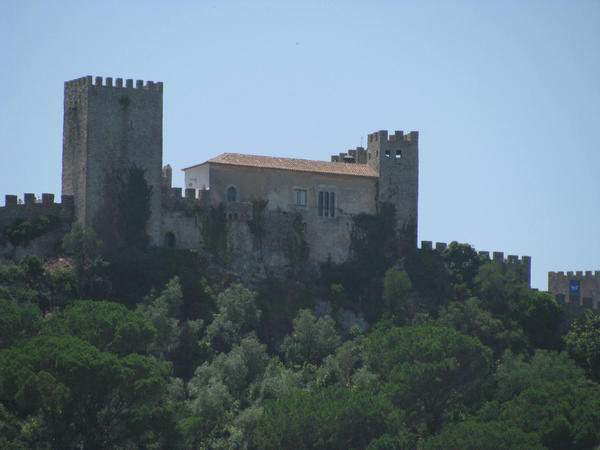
<box><xmin>565</xmin><ymin>309</ymin><xmax>600</xmax><ymax>381</ymax></box>
<box><xmin>366</xmin><ymin>323</ymin><xmax>492</xmax><ymax>434</ymax></box>
<box><xmin>0</xmin><ymin>231</ymin><xmax>599</xmax><ymax>449</ymax></box>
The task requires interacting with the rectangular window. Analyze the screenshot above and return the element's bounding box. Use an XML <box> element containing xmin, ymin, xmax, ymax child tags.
<box><xmin>318</xmin><ymin>191</ymin><xmax>323</xmax><ymax>216</ymax></box>
<box><xmin>330</xmin><ymin>192</ymin><xmax>335</xmax><ymax>217</ymax></box>
<box><xmin>294</xmin><ymin>189</ymin><xmax>307</xmax><ymax>206</ymax></box>
<box><xmin>318</xmin><ymin>191</ymin><xmax>336</xmax><ymax>217</ymax></box>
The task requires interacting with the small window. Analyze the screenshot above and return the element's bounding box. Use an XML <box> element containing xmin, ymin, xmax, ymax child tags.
<box><xmin>294</xmin><ymin>189</ymin><xmax>307</xmax><ymax>206</ymax></box>
<box><xmin>318</xmin><ymin>191</ymin><xmax>336</xmax><ymax>217</ymax></box>
<box><xmin>164</xmin><ymin>232</ymin><xmax>176</xmax><ymax>248</ymax></box>
<box><xmin>385</xmin><ymin>149</ymin><xmax>391</xmax><ymax>158</ymax></box>
<box><xmin>395</xmin><ymin>150</ymin><xmax>402</xmax><ymax>161</ymax></box>
<box><xmin>226</xmin><ymin>186</ymin><xmax>237</xmax><ymax>202</ymax></box>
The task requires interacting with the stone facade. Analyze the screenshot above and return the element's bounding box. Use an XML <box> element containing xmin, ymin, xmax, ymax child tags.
<box><xmin>182</xmin><ymin>154</ymin><xmax>379</xmax><ymax>264</ymax></box>
<box><xmin>548</xmin><ymin>271</ymin><xmax>600</xmax><ymax>311</ymax></box>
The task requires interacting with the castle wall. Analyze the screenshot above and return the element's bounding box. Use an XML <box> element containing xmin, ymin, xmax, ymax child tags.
<box><xmin>420</xmin><ymin>240</ymin><xmax>532</xmax><ymax>287</ymax></box>
<box><xmin>0</xmin><ymin>194</ymin><xmax>74</xmax><ymax>227</ymax></box>
<box><xmin>160</xmin><ymin>209</ymin><xmax>204</xmax><ymax>251</ymax></box>
<box><xmin>548</xmin><ymin>271</ymin><xmax>600</xmax><ymax>311</ymax></box>
<box><xmin>63</xmin><ymin>76</ymin><xmax>163</xmax><ymax>245</ymax></box>
<box><xmin>0</xmin><ymin>194</ymin><xmax>74</xmax><ymax>258</ymax></box>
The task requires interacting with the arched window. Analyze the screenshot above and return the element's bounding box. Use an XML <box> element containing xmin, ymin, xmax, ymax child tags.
<box><xmin>226</xmin><ymin>185</ymin><xmax>238</xmax><ymax>202</ymax></box>
<box><xmin>164</xmin><ymin>232</ymin><xmax>176</xmax><ymax>248</ymax></box>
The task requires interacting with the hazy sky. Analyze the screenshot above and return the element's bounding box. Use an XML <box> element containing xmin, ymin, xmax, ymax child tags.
<box><xmin>2</xmin><ymin>1</ymin><xmax>599</xmax><ymax>290</ymax></box>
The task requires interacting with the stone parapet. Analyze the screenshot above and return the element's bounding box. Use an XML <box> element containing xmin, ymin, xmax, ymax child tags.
<box><xmin>161</xmin><ymin>186</ymin><xmax>211</xmax><ymax>210</ymax></box>
<box><xmin>0</xmin><ymin>193</ymin><xmax>74</xmax><ymax>228</ymax></box>
<box><xmin>420</xmin><ymin>240</ymin><xmax>531</xmax><ymax>286</ymax></box>
<box><xmin>65</xmin><ymin>75</ymin><xmax>163</xmax><ymax>92</ymax></box>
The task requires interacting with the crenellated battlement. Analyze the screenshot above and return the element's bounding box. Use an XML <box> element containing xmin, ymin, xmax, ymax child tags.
<box><xmin>0</xmin><ymin>193</ymin><xmax>74</xmax><ymax>230</ymax></box>
<box><xmin>161</xmin><ymin>184</ymin><xmax>211</xmax><ymax>210</ymax></box>
<box><xmin>420</xmin><ymin>240</ymin><xmax>531</xmax><ymax>265</ymax></box>
<box><xmin>65</xmin><ymin>75</ymin><xmax>163</xmax><ymax>92</ymax></box>
<box><xmin>368</xmin><ymin>130</ymin><xmax>419</xmax><ymax>144</ymax></box>
<box><xmin>2</xmin><ymin>193</ymin><xmax>74</xmax><ymax>208</ymax></box>
<box><xmin>549</xmin><ymin>270</ymin><xmax>600</xmax><ymax>280</ymax></box>
<box><xmin>331</xmin><ymin>147</ymin><xmax>367</xmax><ymax>164</ymax></box>
<box><xmin>420</xmin><ymin>240</ymin><xmax>532</xmax><ymax>285</ymax></box>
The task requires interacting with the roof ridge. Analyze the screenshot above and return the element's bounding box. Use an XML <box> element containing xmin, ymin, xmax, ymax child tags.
<box><xmin>183</xmin><ymin>152</ymin><xmax>378</xmax><ymax>178</ymax></box>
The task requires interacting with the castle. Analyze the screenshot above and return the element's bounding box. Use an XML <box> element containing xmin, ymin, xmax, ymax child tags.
<box><xmin>1</xmin><ymin>75</ymin><xmax>597</xmax><ymax>311</ymax></box>
<box><xmin>1</xmin><ymin>75</ymin><xmax>418</xmax><ymax>279</ymax></box>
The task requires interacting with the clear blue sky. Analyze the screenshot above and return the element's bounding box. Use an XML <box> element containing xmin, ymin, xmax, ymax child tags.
<box><xmin>2</xmin><ymin>1</ymin><xmax>599</xmax><ymax>290</ymax></box>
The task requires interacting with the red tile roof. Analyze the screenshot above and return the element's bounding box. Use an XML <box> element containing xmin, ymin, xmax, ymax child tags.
<box><xmin>182</xmin><ymin>153</ymin><xmax>378</xmax><ymax>178</ymax></box>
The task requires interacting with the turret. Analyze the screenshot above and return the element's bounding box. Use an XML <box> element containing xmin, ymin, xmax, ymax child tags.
<box><xmin>366</xmin><ymin>130</ymin><xmax>419</xmax><ymax>249</ymax></box>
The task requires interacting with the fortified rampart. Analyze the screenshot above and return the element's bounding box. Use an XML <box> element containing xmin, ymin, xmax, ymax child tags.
<box><xmin>420</xmin><ymin>240</ymin><xmax>532</xmax><ymax>286</ymax></box>
<box><xmin>0</xmin><ymin>194</ymin><xmax>74</xmax><ymax>226</ymax></box>
<box><xmin>0</xmin><ymin>194</ymin><xmax>74</xmax><ymax>259</ymax></box>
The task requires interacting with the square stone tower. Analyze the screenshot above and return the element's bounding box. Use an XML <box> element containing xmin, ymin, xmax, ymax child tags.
<box><xmin>366</xmin><ymin>130</ymin><xmax>419</xmax><ymax>249</ymax></box>
<box><xmin>62</xmin><ymin>76</ymin><xmax>163</xmax><ymax>245</ymax></box>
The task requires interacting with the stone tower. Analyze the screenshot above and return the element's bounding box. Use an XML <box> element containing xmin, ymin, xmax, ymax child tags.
<box><xmin>366</xmin><ymin>130</ymin><xmax>419</xmax><ymax>248</ymax></box>
<box><xmin>62</xmin><ymin>76</ymin><xmax>163</xmax><ymax>245</ymax></box>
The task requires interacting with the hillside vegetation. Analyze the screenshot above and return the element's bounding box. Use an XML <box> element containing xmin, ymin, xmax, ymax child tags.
<box><xmin>1</xmin><ymin>225</ymin><xmax>599</xmax><ymax>449</ymax></box>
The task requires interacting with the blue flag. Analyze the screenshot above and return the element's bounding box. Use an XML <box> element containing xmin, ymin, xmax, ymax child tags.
<box><xmin>569</xmin><ymin>280</ymin><xmax>580</xmax><ymax>295</ymax></box>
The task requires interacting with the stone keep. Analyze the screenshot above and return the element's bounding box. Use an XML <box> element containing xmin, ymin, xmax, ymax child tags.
<box><xmin>62</xmin><ymin>76</ymin><xmax>163</xmax><ymax>245</ymax></box>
